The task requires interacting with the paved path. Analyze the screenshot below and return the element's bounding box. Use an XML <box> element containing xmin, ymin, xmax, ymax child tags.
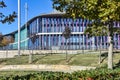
<box><xmin>0</xmin><ymin>65</ymin><xmax>96</xmax><ymax>73</ymax></box>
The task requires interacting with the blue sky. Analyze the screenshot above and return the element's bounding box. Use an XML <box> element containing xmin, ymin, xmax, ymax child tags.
<box><xmin>0</xmin><ymin>0</ymin><xmax>53</xmax><ymax>34</ymax></box>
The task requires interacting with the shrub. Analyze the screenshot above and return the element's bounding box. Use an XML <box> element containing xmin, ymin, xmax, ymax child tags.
<box><xmin>0</xmin><ymin>68</ymin><xmax>120</xmax><ymax>80</ymax></box>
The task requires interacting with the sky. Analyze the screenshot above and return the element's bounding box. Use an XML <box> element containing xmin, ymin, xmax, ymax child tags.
<box><xmin>0</xmin><ymin>0</ymin><xmax>53</xmax><ymax>35</ymax></box>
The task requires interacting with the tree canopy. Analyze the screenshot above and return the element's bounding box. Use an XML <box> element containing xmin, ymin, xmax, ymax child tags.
<box><xmin>53</xmin><ymin>0</ymin><xmax>120</xmax><ymax>38</ymax></box>
<box><xmin>52</xmin><ymin>0</ymin><xmax>120</xmax><ymax>69</ymax></box>
<box><xmin>0</xmin><ymin>33</ymin><xmax>14</xmax><ymax>47</ymax></box>
<box><xmin>0</xmin><ymin>1</ymin><xmax>17</xmax><ymax>24</ymax></box>
<box><xmin>30</xmin><ymin>33</ymin><xmax>39</xmax><ymax>47</ymax></box>
<box><xmin>53</xmin><ymin>0</ymin><xmax>120</xmax><ymax>20</ymax></box>
<box><xmin>62</xmin><ymin>26</ymin><xmax>71</xmax><ymax>39</ymax></box>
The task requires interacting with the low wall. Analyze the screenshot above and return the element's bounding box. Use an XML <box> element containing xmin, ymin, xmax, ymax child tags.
<box><xmin>0</xmin><ymin>64</ymin><xmax>96</xmax><ymax>72</ymax></box>
<box><xmin>0</xmin><ymin>50</ymin><xmax>109</xmax><ymax>58</ymax></box>
<box><xmin>0</xmin><ymin>50</ymin><xmax>17</xmax><ymax>58</ymax></box>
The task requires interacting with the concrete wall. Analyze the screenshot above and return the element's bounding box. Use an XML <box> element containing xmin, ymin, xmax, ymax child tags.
<box><xmin>0</xmin><ymin>49</ymin><xmax>110</xmax><ymax>58</ymax></box>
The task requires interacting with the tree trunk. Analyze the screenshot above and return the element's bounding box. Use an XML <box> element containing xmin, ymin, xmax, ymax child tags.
<box><xmin>29</xmin><ymin>46</ymin><xmax>33</xmax><ymax>64</ymax></box>
<box><xmin>66</xmin><ymin>39</ymin><xmax>68</xmax><ymax>61</ymax></box>
<box><xmin>108</xmin><ymin>35</ymin><xmax>113</xmax><ymax>69</ymax></box>
<box><xmin>82</xmin><ymin>35</ymin><xmax>84</xmax><ymax>54</ymax></box>
<box><xmin>99</xmin><ymin>37</ymin><xmax>102</xmax><ymax>64</ymax></box>
<box><xmin>29</xmin><ymin>52</ymin><xmax>32</xmax><ymax>64</ymax></box>
<box><xmin>6</xmin><ymin>46</ymin><xmax>8</xmax><ymax>58</ymax></box>
<box><xmin>107</xmin><ymin>19</ymin><xmax>114</xmax><ymax>69</ymax></box>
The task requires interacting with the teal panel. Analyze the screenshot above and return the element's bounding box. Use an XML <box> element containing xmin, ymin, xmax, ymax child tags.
<box><xmin>13</xmin><ymin>43</ymin><xmax>17</xmax><ymax>49</ymax></box>
<box><xmin>13</xmin><ymin>27</ymin><xmax>28</xmax><ymax>49</ymax></box>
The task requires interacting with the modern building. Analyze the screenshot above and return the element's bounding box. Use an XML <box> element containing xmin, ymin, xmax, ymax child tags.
<box><xmin>4</xmin><ymin>12</ymin><xmax>120</xmax><ymax>50</ymax></box>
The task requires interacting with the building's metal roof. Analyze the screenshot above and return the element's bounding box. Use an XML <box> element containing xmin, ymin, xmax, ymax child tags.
<box><xmin>4</xmin><ymin>12</ymin><xmax>65</xmax><ymax>36</ymax></box>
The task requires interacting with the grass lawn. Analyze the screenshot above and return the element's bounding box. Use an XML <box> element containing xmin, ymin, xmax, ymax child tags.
<box><xmin>0</xmin><ymin>52</ymin><xmax>120</xmax><ymax>67</ymax></box>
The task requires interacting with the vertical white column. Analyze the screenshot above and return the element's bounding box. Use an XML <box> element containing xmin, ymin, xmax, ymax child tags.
<box><xmin>25</xmin><ymin>3</ymin><xmax>28</xmax><ymax>28</ymax></box>
<box><xmin>18</xmin><ymin>0</ymin><xmax>21</xmax><ymax>56</ymax></box>
<box><xmin>92</xmin><ymin>37</ymin><xmax>95</xmax><ymax>50</ymax></box>
<box><xmin>37</xmin><ymin>18</ymin><xmax>39</xmax><ymax>33</ymax></box>
<box><xmin>82</xmin><ymin>34</ymin><xmax>84</xmax><ymax>52</ymax></box>
<box><xmin>42</xmin><ymin>18</ymin><xmax>45</xmax><ymax>33</ymax></box>
<box><xmin>79</xmin><ymin>34</ymin><xmax>81</xmax><ymax>49</ymax></box>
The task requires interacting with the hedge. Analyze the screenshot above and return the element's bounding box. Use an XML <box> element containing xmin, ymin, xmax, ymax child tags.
<box><xmin>0</xmin><ymin>68</ymin><xmax>120</xmax><ymax>80</ymax></box>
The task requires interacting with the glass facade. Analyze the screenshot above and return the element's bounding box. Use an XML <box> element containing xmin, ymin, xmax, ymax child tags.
<box><xmin>6</xmin><ymin>14</ymin><xmax>120</xmax><ymax>50</ymax></box>
<box><xmin>9</xmin><ymin>27</ymin><xmax>28</xmax><ymax>50</ymax></box>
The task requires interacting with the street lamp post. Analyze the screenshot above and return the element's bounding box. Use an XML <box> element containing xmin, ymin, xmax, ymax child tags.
<box><xmin>18</xmin><ymin>0</ymin><xmax>21</xmax><ymax>56</ymax></box>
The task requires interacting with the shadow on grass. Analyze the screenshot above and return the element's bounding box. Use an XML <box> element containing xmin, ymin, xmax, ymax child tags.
<box><xmin>0</xmin><ymin>59</ymin><xmax>7</xmax><ymax>64</ymax></box>
<box><xmin>67</xmin><ymin>53</ymin><xmax>80</xmax><ymax>63</ymax></box>
<box><xmin>32</xmin><ymin>53</ymin><xmax>51</xmax><ymax>63</ymax></box>
<box><xmin>114</xmin><ymin>60</ymin><xmax>120</xmax><ymax>69</ymax></box>
<box><xmin>100</xmin><ymin>51</ymin><xmax>120</xmax><ymax>63</ymax></box>
<box><xmin>100</xmin><ymin>52</ymin><xmax>108</xmax><ymax>63</ymax></box>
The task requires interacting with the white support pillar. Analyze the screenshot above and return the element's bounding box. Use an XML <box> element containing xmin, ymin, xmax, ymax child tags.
<box><xmin>25</xmin><ymin>2</ymin><xmax>28</xmax><ymax>28</ymax></box>
<box><xmin>18</xmin><ymin>0</ymin><xmax>21</xmax><ymax>56</ymax></box>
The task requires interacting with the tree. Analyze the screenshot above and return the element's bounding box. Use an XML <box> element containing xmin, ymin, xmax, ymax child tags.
<box><xmin>0</xmin><ymin>1</ymin><xmax>17</xmax><ymax>24</ymax></box>
<box><xmin>8</xmin><ymin>36</ymin><xmax>14</xmax><ymax>43</ymax></box>
<box><xmin>0</xmin><ymin>33</ymin><xmax>14</xmax><ymax>58</ymax></box>
<box><xmin>84</xmin><ymin>25</ymin><xmax>108</xmax><ymax>64</ymax></box>
<box><xmin>29</xmin><ymin>33</ymin><xmax>38</xmax><ymax>63</ymax></box>
<box><xmin>1</xmin><ymin>36</ymin><xmax>14</xmax><ymax>58</ymax></box>
<box><xmin>0</xmin><ymin>35</ymin><xmax>14</xmax><ymax>48</ymax></box>
<box><xmin>2</xmin><ymin>37</ymin><xmax>9</xmax><ymax>46</ymax></box>
<box><xmin>0</xmin><ymin>33</ymin><xmax>3</xmax><ymax>47</ymax></box>
<box><xmin>1</xmin><ymin>36</ymin><xmax>14</xmax><ymax>46</ymax></box>
<box><xmin>52</xmin><ymin>0</ymin><xmax>120</xmax><ymax>69</ymax></box>
<box><xmin>62</xmin><ymin>26</ymin><xmax>71</xmax><ymax>61</ymax></box>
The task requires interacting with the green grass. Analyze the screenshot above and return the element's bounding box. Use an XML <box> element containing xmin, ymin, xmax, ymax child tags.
<box><xmin>0</xmin><ymin>52</ymin><xmax>120</xmax><ymax>67</ymax></box>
